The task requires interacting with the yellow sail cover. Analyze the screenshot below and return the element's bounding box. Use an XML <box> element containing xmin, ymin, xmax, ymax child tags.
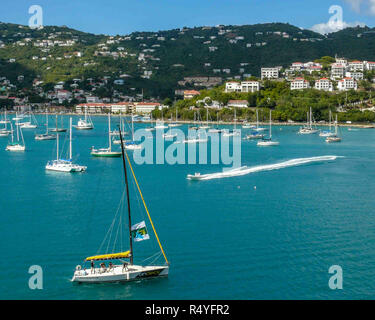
<box><xmin>85</xmin><ymin>251</ymin><xmax>130</xmax><ymax>261</ymax></box>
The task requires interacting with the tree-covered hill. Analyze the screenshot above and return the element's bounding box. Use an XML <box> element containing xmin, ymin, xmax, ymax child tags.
<box><xmin>0</xmin><ymin>21</ymin><xmax>374</xmax><ymax>99</ymax></box>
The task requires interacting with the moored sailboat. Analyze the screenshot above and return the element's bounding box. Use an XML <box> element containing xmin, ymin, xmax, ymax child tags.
<box><xmin>6</xmin><ymin>120</ymin><xmax>26</xmax><ymax>151</ymax></box>
<box><xmin>91</xmin><ymin>114</ymin><xmax>122</xmax><ymax>157</ymax></box>
<box><xmin>257</xmin><ymin>110</ymin><xmax>279</xmax><ymax>146</ymax></box>
<box><xmin>46</xmin><ymin>118</ymin><xmax>87</xmax><ymax>172</ymax></box>
<box><xmin>71</xmin><ymin>127</ymin><xmax>169</xmax><ymax>283</ymax></box>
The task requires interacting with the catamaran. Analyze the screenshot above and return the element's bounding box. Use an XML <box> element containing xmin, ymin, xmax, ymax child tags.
<box><xmin>35</xmin><ymin>113</ymin><xmax>56</xmax><ymax>140</ymax></box>
<box><xmin>257</xmin><ymin>110</ymin><xmax>279</xmax><ymax>146</ymax></box>
<box><xmin>326</xmin><ymin>114</ymin><xmax>341</xmax><ymax>143</ymax></box>
<box><xmin>319</xmin><ymin>110</ymin><xmax>335</xmax><ymax>137</ymax></box>
<box><xmin>6</xmin><ymin>120</ymin><xmax>25</xmax><ymax>151</ymax></box>
<box><xmin>74</xmin><ymin>107</ymin><xmax>94</xmax><ymax>130</ymax></box>
<box><xmin>46</xmin><ymin>118</ymin><xmax>87</xmax><ymax>172</ymax></box>
<box><xmin>298</xmin><ymin>107</ymin><xmax>319</xmax><ymax>134</ymax></box>
<box><xmin>50</xmin><ymin>114</ymin><xmax>67</xmax><ymax>132</ymax></box>
<box><xmin>91</xmin><ymin>114</ymin><xmax>122</xmax><ymax>157</ymax></box>
<box><xmin>71</xmin><ymin>128</ymin><xmax>169</xmax><ymax>283</ymax></box>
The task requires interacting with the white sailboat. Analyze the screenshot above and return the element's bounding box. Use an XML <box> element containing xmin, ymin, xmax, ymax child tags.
<box><xmin>253</xmin><ymin>109</ymin><xmax>267</xmax><ymax>132</ymax></box>
<box><xmin>145</xmin><ymin>112</ymin><xmax>156</xmax><ymax>132</ymax></box>
<box><xmin>91</xmin><ymin>114</ymin><xmax>122</xmax><ymax>157</ymax></box>
<box><xmin>71</xmin><ymin>129</ymin><xmax>169</xmax><ymax>283</ymax></box>
<box><xmin>125</xmin><ymin>113</ymin><xmax>142</xmax><ymax>150</ymax></box>
<box><xmin>326</xmin><ymin>114</ymin><xmax>341</xmax><ymax>143</ymax></box>
<box><xmin>19</xmin><ymin>111</ymin><xmax>38</xmax><ymax>129</ymax></box>
<box><xmin>208</xmin><ymin>112</ymin><xmax>223</xmax><ymax>133</ymax></box>
<box><xmin>198</xmin><ymin>108</ymin><xmax>210</xmax><ymax>130</ymax></box>
<box><xmin>222</xmin><ymin>107</ymin><xmax>240</xmax><ymax>137</ymax></box>
<box><xmin>50</xmin><ymin>114</ymin><xmax>67</xmax><ymax>132</ymax></box>
<box><xmin>257</xmin><ymin>110</ymin><xmax>279</xmax><ymax>146</ymax></box>
<box><xmin>6</xmin><ymin>120</ymin><xmax>26</xmax><ymax>151</ymax></box>
<box><xmin>0</xmin><ymin>111</ymin><xmax>11</xmax><ymax>136</ymax></box>
<box><xmin>46</xmin><ymin>118</ymin><xmax>87</xmax><ymax>172</ymax></box>
<box><xmin>319</xmin><ymin>110</ymin><xmax>335</xmax><ymax>137</ymax></box>
<box><xmin>74</xmin><ymin>107</ymin><xmax>94</xmax><ymax>130</ymax></box>
<box><xmin>298</xmin><ymin>107</ymin><xmax>319</xmax><ymax>134</ymax></box>
<box><xmin>168</xmin><ymin>108</ymin><xmax>182</xmax><ymax>127</ymax></box>
<box><xmin>35</xmin><ymin>113</ymin><xmax>56</xmax><ymax>140</ymax></box>
<box><xmin>0</xmin><ymin>110</ymin><xmax>10</xmax><ymax>125</ymax></box>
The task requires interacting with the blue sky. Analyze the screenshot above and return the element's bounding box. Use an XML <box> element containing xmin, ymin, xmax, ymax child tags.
<box><xmin>0</xmin><ymin>0</ymin><xmax>374</xmax><ymax>35</ymax></box>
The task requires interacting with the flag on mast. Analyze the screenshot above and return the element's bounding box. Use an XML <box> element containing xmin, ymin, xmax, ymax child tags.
<box><xmin>131</xmin><ymin>221</ymin><xmax>150</xmax><ymax>242</ymax></box>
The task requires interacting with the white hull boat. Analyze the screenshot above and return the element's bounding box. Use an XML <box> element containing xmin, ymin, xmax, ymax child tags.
<box><xmin>72</xmin><ymin>265</ymin><xmax>168</xmax><ymax>283</ymax></box>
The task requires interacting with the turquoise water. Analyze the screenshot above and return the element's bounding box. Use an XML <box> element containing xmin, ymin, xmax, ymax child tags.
<box><xmin>1</xmin><ymin>115</ymin><xmax>375</xmax><ymax>300</ymax></box>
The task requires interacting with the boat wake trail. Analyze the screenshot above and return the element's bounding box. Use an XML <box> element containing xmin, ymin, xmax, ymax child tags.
<box><xmin>187</xmin><ymin>155</ymin><xmax>342</xmax><ymax>181</ymax></box>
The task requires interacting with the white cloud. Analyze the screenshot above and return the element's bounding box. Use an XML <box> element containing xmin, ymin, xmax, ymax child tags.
<box><xmin>344</xmin><ymin>0</ymin><xmax>375</xmax><ymax>15</ymax></box>
<box><xmin>311</xmin><ymin>20</ymin><xmax>365</xmax><ymax>34</ymax></box>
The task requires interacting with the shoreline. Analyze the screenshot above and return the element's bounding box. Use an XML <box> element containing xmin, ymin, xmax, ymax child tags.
<box><xmin>5</xmin><ymin>111</ymin><xmax>375</xmax><ymax>128</ymax></box>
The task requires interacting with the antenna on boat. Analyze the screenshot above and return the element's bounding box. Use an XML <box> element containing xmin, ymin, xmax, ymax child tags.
<box><xmin>119</xmin><ymin>125</ymin><xmax>134</xmax><ymax>265</ymax></box>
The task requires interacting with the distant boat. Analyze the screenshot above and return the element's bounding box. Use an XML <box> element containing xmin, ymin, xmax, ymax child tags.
<box><xmin>198</xmin><ymin>108</ymin><xmax>210</xmax><ymax>130</ymax></box>
<box><xmin>19</xmin><ymin>112</ymin><xmax>38</xmax><ymax>129</ymax></box>
<box><xmin>257</xmin><ymin>110</ymin><xmax>279</xmax><ymax>146</ymax></box>
<box><xmin>91</xmin><ymin>114</ymin><xmax>122</xmax><ymax>157</ymax></box>
<box><xmin>326</xmin><ymin>114</ymin><xmax>341</xmax><ymax>143</ymax></box>
<box><xmin>208</xmin><ymin>112</ymin><xmax>223</xmax><ymax>133</ymax></box>
<box><xmin>125</xmin><ymin>113</ymin><xmax>142</xmax><ymax>150</ymax></box>
<box><xmin>244</xmin><ymin>132</ymin><xmax>264</xmax><ymax>140</ymax></box>
<box><xmin>74</xmin><ymin>107</ymin><xmax>94</xmax><ymax>130</ymax></box>
<box><xmin>6</xmin><ymin>120</ymin><xmax>25</xmax><ymax>151</ymax></box>
<box><xmin>50</xmin><ymin>114</ymin><xmax>67</xmax><ymax>132</ymax></box>
<box><xmin>46</xmin><ymin>118</ymin><xmax>87</xmax><ymax>172</ymax></box>
<box><xmin>298</xmin><ymin>107</ymin><xmax>319</xmax><ymax>134</ymax></box>
<box><xmin>253</xmin><ymin>109</ymin><xmax>267</xmax><ymax>132</ymax></box>
<box><xmin>0</xmin><ymin>111</ymin><xmax>11</xmax><ymax>136</ymax></box>
<box><xmin>35</xmin><ymin>113</ymin><xmax>56</xmax><ymax>140</ymax></box>
<box><xmin>222</xmin><ymin>107</ymin><xmax>240</xmax><ymax>137</ymax></box>
<box><xmin>168</xmin><ymin>108</ymin><xmax>182</xmax><ymax>127</ymax></box>
<box><xmin>319</xmin><ymin>110</ymin><xmax>335</xmax><ymax>137</ymax></box>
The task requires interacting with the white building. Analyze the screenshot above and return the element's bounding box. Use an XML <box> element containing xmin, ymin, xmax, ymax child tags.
<box><xmin>345</xmin><ymin>71</ymin><xmax>363</xmax><ymax>81</ymax></box>
<box><xmin>331</xmin><ymin>64</ymin><xmax>346</xmax><ymax>80</ymax></box>
<box><xmin>348</xmin><ymin>60</ymin><xmax>364</xmax><ymax>72</ymax></box>
<box><xmin>134</xmin><ymin>102</ymin><xmax>161</xmax><ymax>114</ymax></box>
<box><xmin>224</xmin><ymin>81</ymin><xmax>260</xmax><ymax>93</ymax></box>
<box><xmin>241</xmin><ymin>81</ymin><xmax>260</xmax><ymax>93</ymax></box>
<box><xmin>261</xmin><ymin>67</ymin><xmax>279</xmax><ymax>80</ymax></box>
<box><xmin>291</xmin><ymin>78</ymin><xmax>310</xmax><ymax>90</ymax></box>
<box><xmin>225</xmin><ymin>82</ymin><xmax>241</xmax><ymax>92</ymax></box>
<box><xmin>315</xmin><ymin>78</ymin><xmax>333</xmax><ymax>91</ymax></box>
<box><xmin>337</xmin><ymin>77</ymin><xmax>358</xmax><ymax>91</ymax></box>
<box><xmin>365</xmin><ymin>61</ymin><xmax>375</xmax><ymax>71</ymax></box>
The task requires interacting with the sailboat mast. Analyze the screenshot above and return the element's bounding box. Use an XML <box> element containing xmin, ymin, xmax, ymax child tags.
<box><xmin>269</xmin><ymin>110</ymin><xmax>272</xmax><ymax>139</ymax></box>
<box><xmin>69</xmin><ymin>117</ymin><xmax>72</xmax><ymax>160</ymax></box>
<box><xmin>108</xmin><ymin>113</ymin><xmax>111</xmax><ymax>151</ymax></box>
<box><xmin>118</xmin><ymin>126</ymin><xmax>134</xmax><ymax>265</ymax></box>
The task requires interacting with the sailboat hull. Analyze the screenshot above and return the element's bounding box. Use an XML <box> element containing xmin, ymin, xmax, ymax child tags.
<box><xmin>71</xmin><ymin>265</ymin><xmax>169</xmax><ymax>283</ymax></box>
<box><xmin>91</xmin><ymin>151</ymin><xmax>122</xmax><ymax>157</ymax></box>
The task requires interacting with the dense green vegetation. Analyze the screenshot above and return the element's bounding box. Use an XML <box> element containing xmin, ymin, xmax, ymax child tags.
<box><xmin>152</xmin><ymin>80</ymin><xmax>375</xmax><ymax>123</ymax></box>
<box><xmin>1</xmin><ymin>22</ymin><xmax>375</xmax><ymax>99</ymax></box>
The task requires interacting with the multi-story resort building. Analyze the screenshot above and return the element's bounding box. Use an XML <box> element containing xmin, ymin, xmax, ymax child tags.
<box><xmin>331</xmin><ymin>63</ymin><xmax>346</xmax><ymax>80</ymax></box>
<box><xmin>290</xmin><ymin>78</ymin><xmax>310</xmax><ymax>90</ymax></box>
<box><xmin>315</xmin><ymin>78</ymin><xmax>333</xmax><ymax>91</ymax></box>
<box><xmin>261</xmin><ymin>67</ymin><xmax>280</xmax><ymax>80</ymax></box>
<box><xmin>225</xmin><ymin>81</ymin><xmax>260</xmax><ymax>93</ymax></box>
<box><xmin>337</xmin><ymin>77</ymin><xmax>358</xmax><ymax>91</ymax></box>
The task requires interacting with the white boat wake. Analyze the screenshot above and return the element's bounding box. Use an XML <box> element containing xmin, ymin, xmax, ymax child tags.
<box><xmin>187</xmin><ymin>155</ymin><xmax>342</xmax><ymax>181</ymax></box>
